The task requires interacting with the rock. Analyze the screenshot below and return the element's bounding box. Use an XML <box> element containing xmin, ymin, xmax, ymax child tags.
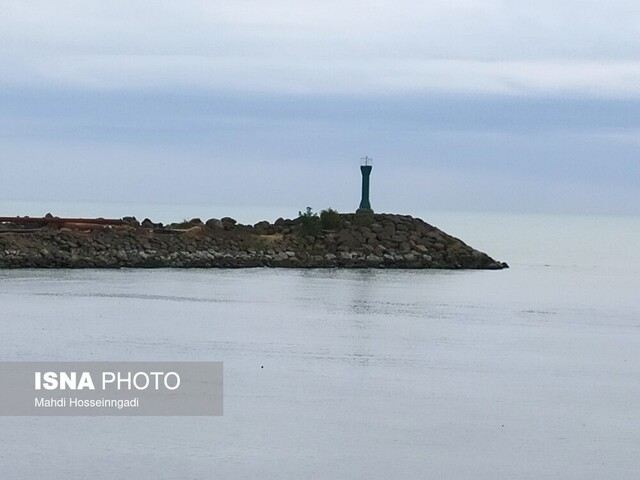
<box><xmin>398</xmin><ymin>242</ymin><xmax>411</xmax><ymax>253</ymax></box>
<box><xmin>366</xmin><ymin>254</ymin><xmax>382</xmax><ymax>264</ymax></box>
<box><xmin>141</xmin><ymin>218</ymin><xmax>158</xmax><ymax>228</ymax></box>
<box><xmin>359</xmin><ymin>227</ymin><xmax>375</xmax><ymax>239</ymax></box>
<box><xmin>377</xmin><ymin>231</ymin><xmax>391</xmax><ymax>242</ymax></box>
<box><xmin>253</xmin><ymin>221</ymin><xmax>271</xmax><ymax>233</ymax></box>
<box><xmin>336</xmin><ymin>230</ymin><xmax>356</xmax><ymax>247</ymax></box>
<box><xmin>391</xmin><ymin>234</ymin><xmax>405</xmax><ymax>243</ymax></box>
<box><xmin>205</xmin><ymin>218</ymin><xmax>223</xmax><ymax>230</ymax></box>
<box><xmin>184</xmin><ymin>226</ymin><xmax>204</xmax><ymax>237</ymax></box>
<box><xmin>221</xmin><ymin>217</ymin><xmax>237</xmax><ymax>230</ymax></box>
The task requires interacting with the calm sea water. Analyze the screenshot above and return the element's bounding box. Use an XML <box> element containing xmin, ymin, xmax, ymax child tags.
<box><xmin>1</xmin><ymin>211</ymin><xmax>639</xmax><ymax>479</ymax></box>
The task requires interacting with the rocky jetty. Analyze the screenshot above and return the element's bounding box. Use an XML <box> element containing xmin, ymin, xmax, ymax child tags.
<box><xmin>0</xmin><ymin>213</ymin><xmax>507</xmax><ymax>269</ymax></box>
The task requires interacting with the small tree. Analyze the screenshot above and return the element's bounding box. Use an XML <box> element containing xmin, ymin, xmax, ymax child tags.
<box><xmin>296</xmin><ymin>207</ymin><xmax>321</xmax><ymax>235</ymax></box>
<box><xmin>320</xmin><ymin>208</ymin><xmax>344</xmax><ymax>230</ymax></box>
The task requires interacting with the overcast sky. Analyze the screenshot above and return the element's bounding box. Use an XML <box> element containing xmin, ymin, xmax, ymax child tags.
<box><xmin>1</xmin><ymin>0</ymin><xmax>639</xmax><ymax>217</ymax></box>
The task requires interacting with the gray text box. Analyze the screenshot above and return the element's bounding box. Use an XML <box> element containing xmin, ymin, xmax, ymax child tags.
<box><xmin>0</xmin><ymin>362</ymin><xmax>223</xmax><ymax>416</ymax></box>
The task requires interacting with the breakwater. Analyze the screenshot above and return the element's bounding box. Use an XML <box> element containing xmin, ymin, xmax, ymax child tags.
<box><xmin>0</xmin><ymin>213</ymin><xmax>507</xmax><ymax>269</ymax></box>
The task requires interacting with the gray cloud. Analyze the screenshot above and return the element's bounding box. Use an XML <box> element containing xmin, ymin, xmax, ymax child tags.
<box><xmin>1</xmin><ymin>1</ymin><xmax>639</xmax><ymax>216</ymax></box>
<box><xmin>2</xmin><ymin>1</ymin><xmax>640</xmax><ymax>95</ymax></box>
<box><xmin>1</xmin><ymin>90</ymin><xmax>638</xmax><ymax>215</ymax></box>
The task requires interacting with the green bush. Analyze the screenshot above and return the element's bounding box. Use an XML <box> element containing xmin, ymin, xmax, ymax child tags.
<box><xmin>320</xmin><ymin>208</ymin><xmax>344</xmax><ymax>230</ymax></box>
<box><xmin>296</xmin><ymin>207</ymin><xmax>321</xmax><ymax>235</ymax></box>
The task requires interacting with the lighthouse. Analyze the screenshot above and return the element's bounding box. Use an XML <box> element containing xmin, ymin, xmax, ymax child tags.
<box><xmin>357</xmin><ymin>156</ymin><xmax>373</xmax><ymax>215</ymax></box>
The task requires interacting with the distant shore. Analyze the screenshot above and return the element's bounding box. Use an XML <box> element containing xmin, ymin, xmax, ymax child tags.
<box><xmin>0</xmin><ymin>213</ymin><xmax>507</xmax><ymax>269</ymax></box>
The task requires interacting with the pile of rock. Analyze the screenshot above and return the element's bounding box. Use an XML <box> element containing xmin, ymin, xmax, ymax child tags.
<box><xmin>0</xmin><ymin>213</ymin><xmax>507</xmax><ymax>269</ymax></box>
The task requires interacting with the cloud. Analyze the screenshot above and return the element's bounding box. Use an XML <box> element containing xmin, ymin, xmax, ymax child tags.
<box><xmin>5</xmin><ymin>55</ymin><xmax>640</xmax><ymax>96</ymax></box>
<box><xmin>2</xmin><ymin>1</ymin><xmax>639</xmax><ymax>215</ymax></box>
<box><xmin>1</xmin><ymin>88</ymin><xmax>638</xmax><ymax>214</ymax></box>
<box><xmin>2</xmin><ymin>0</ymin><xmax>640</xmax><ymax>96</ymax></box>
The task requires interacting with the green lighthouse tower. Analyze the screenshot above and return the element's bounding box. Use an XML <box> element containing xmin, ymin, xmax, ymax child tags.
<box><xmin>356</xmin><ymin>156</ymin><xmax>374</xmax><ymax>215</ymax></box>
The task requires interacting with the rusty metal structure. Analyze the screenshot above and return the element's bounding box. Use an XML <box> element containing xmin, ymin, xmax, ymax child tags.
<box><xmin>0</xmin><ymin>216</ymin><xmax>126</xmax><ymax>233</ymax></box>
<box><xmin>0</xmin><ymin>216</ymin><xmax>124</xmax><ymax>225</ymax></box>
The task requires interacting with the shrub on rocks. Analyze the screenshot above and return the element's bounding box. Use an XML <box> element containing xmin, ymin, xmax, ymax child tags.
<box><xmin>296</xmin><ymin>207</ymin><xmax>321</xmax><ymax>236</ymax></box>
<box><xmin>320</xmin><ymin>208</ymin><xmax>344</xmax><ymax>231</ymax></box>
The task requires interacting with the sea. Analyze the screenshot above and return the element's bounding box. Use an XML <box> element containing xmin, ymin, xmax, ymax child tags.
<box><xmin>0</xmin><ymin>205</ymin><xmax>639</xmax><ymax>480</ymax></box>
